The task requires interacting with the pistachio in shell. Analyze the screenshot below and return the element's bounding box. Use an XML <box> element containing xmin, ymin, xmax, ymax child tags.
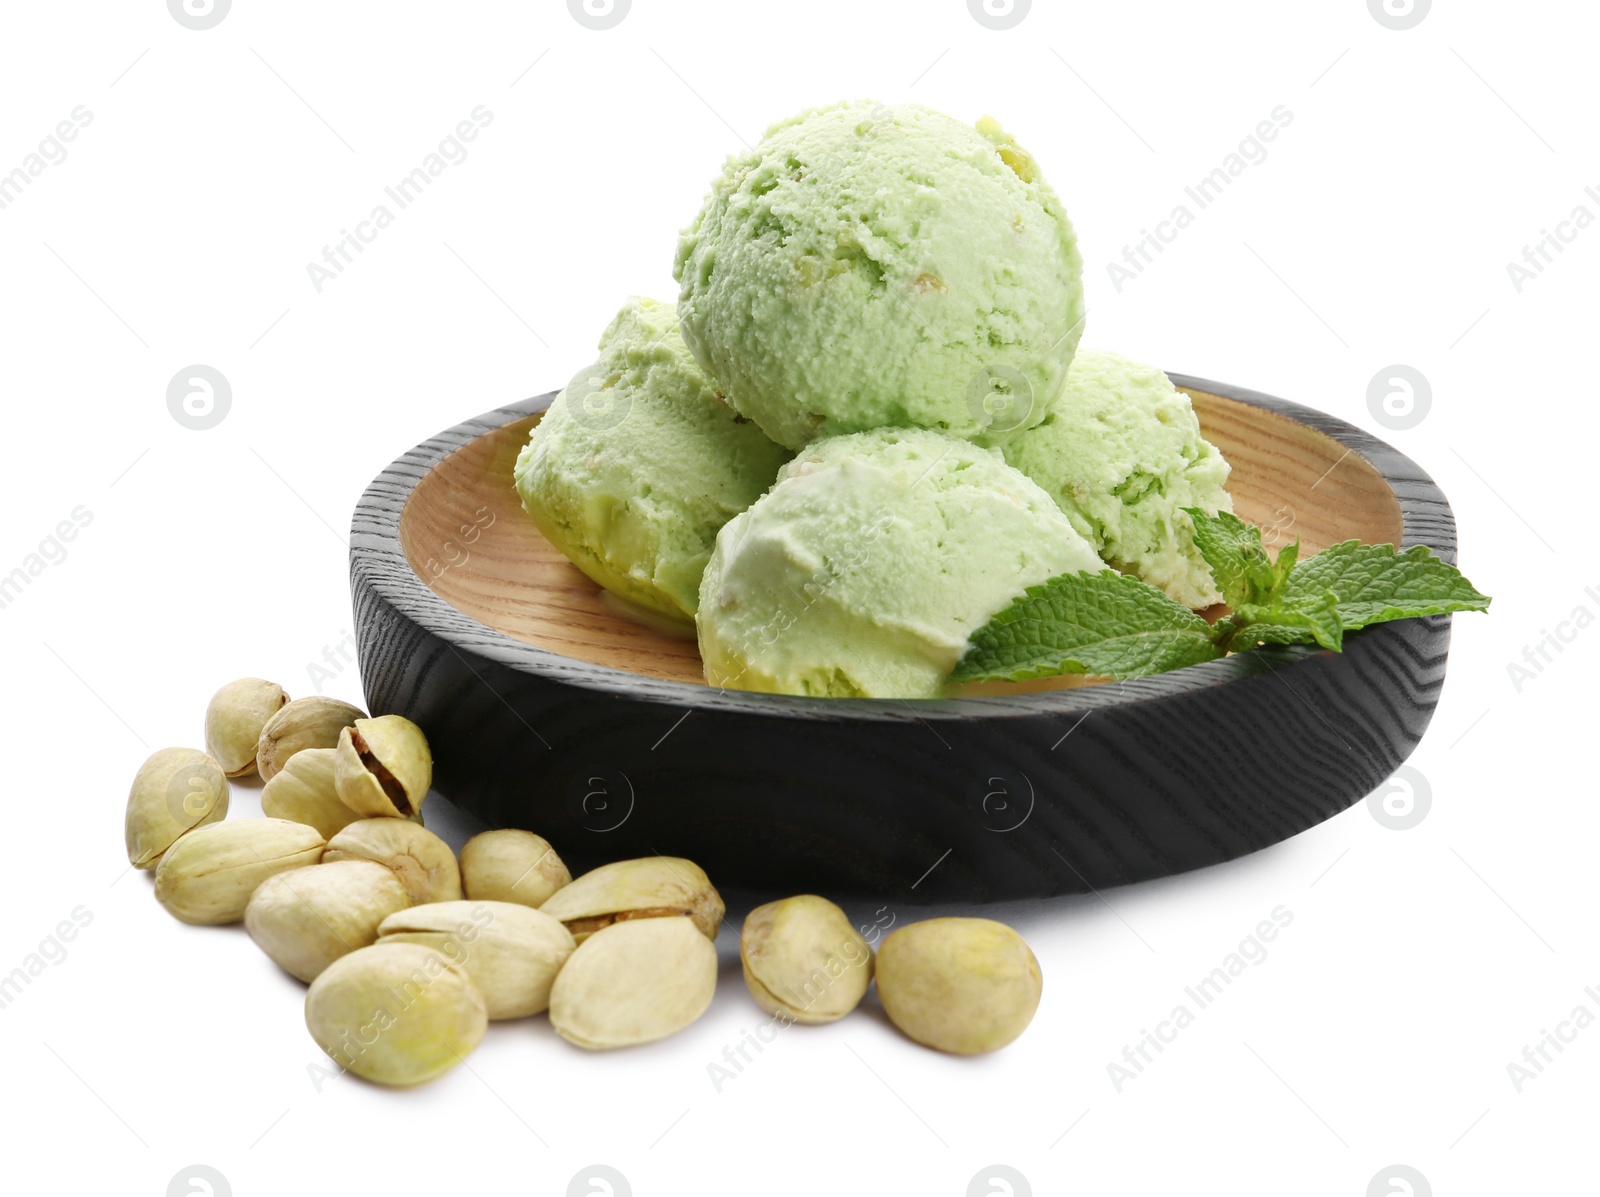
<box><xmin>378</xmin><ymin>900</ymin><xmax>575</xmax><ymax>1020</ymax></box>
<box><xmin>124</xmin><ymin>746</ymin><xmax>228</xmax><ymax>870</ymax></box>
<box><xmin>204</xmin><ymin>678</ymin><xmax>288</xmax><ymax>777</ymax></box>
<box><xmin>259</xmin><ymin>748</ymin><xmax>362</xmax><ymax>840</ymax></box>
<box><xmin>548</xmin><ymin>916</ymin><xmax>717</xmax><ymax>1049</ymax></box>
<box><xmin>333</xmin><ymin>715</ymin><xmax>432</xmax><ymax>820</ymax></box>
<box><xmin>153</xmin><ymin>818</ymin><xmax>326</xmax><ymax>925</ymax></box>
<box><xmin>323</xmin><ymin>818</ymin><xmax>461</xmax><ymax>905</ymax></box>
<box><xmin>538</xmin><ymin>856</ymin><xmax>722</xmax><ymax>944</ymax></box>
<box><xmin>245</xmin><ymin>860</ymin><xmax>410</xmax><ymax>983</ymax></box>
<box><xmin>460</xmin><ymin>830</ymin><xmax>571</xmax><ymax>908</ymax></box>
<box><xmin>741</xmin><ymin>895</ymin><xmax>873</xmax><ymax>1024</ymax></box>
<box><xmin>304</xmin><ymin>942</ymin><xmax>486</xmax><ymax>1087</ymax></box>
<box><xmin>874</xmin><ymin>917</ymin><xmax>1042</xmax><ymax>1055</ymax></box>
<box><xmin>256</xmin><ymin>696</ymin><xmax>365</xmax><ymax>782</ymax></box>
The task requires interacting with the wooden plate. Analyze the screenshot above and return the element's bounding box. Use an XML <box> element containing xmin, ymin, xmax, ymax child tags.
<box><xmin>351</xmin><ymin>375</ymin><xmax>1455</xmax><ymax>901</ymax></box>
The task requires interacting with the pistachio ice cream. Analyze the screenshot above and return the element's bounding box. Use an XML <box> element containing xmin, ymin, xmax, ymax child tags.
<box><xmin>514</xmin><ymin>297</ymin><xmax>790</xmax><ymax>622</ymax></box>
<box><xmin>697</xmin><ymin>428</ymin><xmax>1103</xmax><ymax>698</ymax></box>
<box><xmin>674</xmin><ymin>102</ymin><xmax>1086</xmax><ymax>450</ymax></box>
<box><xmin>1003</xmin><ymin>349</ymin><xmax>1234</xmax><ymax>608</ymax></box>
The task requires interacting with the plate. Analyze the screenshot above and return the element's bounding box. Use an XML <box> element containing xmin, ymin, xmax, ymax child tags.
<box><xmin>349</xmin><ymin>375</ymin><xmax>1455</xmax><ymax>901</ymax></box>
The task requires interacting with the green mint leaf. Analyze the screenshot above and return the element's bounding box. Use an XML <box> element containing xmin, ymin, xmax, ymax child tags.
<box><xmin>1281</xmin><ymin>540</ymin><xmax>1491</xmax><ymax>628</ymax></box>
<box><xmin>951</xmin><ymin>570</ymin><xmax>1225</xmax><ymax>683</ymax></box>
<box><xmin>1229</xmin><ymin>590</ymin><xmax>1345</xmax><ymax>652</ymax></box>
<box><xmin>1272</xmin><ymin>539</ymin><xmax>1300</xmax><ymax>591</ymax></box>
<box><xmin>1183</xmin><ymin>508</ymin><xmax>1279</xmax><ymax>607</ymax></box>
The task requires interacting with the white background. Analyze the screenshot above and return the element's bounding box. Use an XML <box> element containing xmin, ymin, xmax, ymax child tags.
<box><xmin>1</xmin><ymin>1</ymin><xmax>1593</xmax><ymax>1194</ymax></box>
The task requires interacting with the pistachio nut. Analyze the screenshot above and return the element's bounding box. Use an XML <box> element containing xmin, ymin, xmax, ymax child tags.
<box><xmin>460</xmin><ymin>830</ymin><xmax>571</xmax><ymax>908</ymax></box>
<box><xmin>259</xmin><ymin>748</ymin><xmax>362</xmax><ymax>840</ymax></box>
<box><xmin>378</xmin><ymin>900</ymin><xmax>575</xmax><ymax>1020</ymax></box>
<box><xmin>204</xmin><ymin>678</ymin><xmax>288</xmax><ymax>777</ymax></box>
<box><xmin>245</xmin><ymin>860</ymin><xmax>410</xmax><ymax>983</ymax></box>
<box><xmin>333</xmin><ymin>715</ymin><xmax>432</xmax><ymax>820</ymax></box>
<box><xmin>305</xmin><ymin>942</ymin><xmax>487</xmax><ymax>1087</ymax></box>
<box><xmin>741</xmin><ymin>895</ymin><xmax>873</xmax><ymax>1024</ymax></box>
<box><xmin>124</xmin><ymin>747</ymin><xmax>228</xmax><ymax>869</ymax></box>
<box><xmin>538</xmin><ymin>856</ymin><xmax>723</xmax><ymax>944</ymax></box>
<box><xmin>256</xmin><ymin>696</ymin><xmax>366</xmax><ymax>782</ymax></box>
<box><xmin>153</xmin><ymin>818</ymin><xmax>327</xmax><ymax>925</ymax></box>
<box><xmin>323</xmin><ymin>819</ymin><xmax>461</xmax><ymax>905</ymax></box>
<box><xmin>548</xmin><ymin>916</ymin><xmax>717</xmax><ymax>1050</ymax></box>
<box><xmin>874</xmin><ymin>918</ymin><xmax>1042</xmax><ymax>1055</ymax></box>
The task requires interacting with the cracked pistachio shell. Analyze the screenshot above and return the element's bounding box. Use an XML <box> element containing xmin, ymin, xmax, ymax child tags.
<box><xmin>259</xmin><ymin>749</ymin><xmax>363</xmax><ymax>840</ymax></box>
<box><xmin>875</xmin><ymin>918</ymin><xmax>1042</xmax><ymax>1055</ymax></box>
<box><xmin>204</xmin><ymin>678</ymin><xmax>289</xmax><ymax>777</ymax></box>
<box><xmin>334</xmin><ymin>715</ymin><xmax>432</xmax><ymax>820</ymax></box>
<box><xmin>322</xmin><ymin>819</ymin><xmax>461</xmax><ymax>906</ymax></box>
<box><xmin>549</xmin><ymin>916</ymin><xmax>717</xmax><ymax>1049</ymax></box>
<box><xmin>305</xmin><ymin>942</ymin><xmax>486</xmax><ymax>1087</ymax></box>
<box><xmin>245</xmin><ymin>860</ymin><xmax>409</xmax><ymax>983</ymax></box>
<box><xmin>741</xmin><ymin>895</ymin><xmax>874</xmax><ymax>1024</ymax></box>
<box><xmin>378</xmin><ymin>900</ymin><xmax>576</xmax><ymax>1020</ymax></box>
<box><xmin>124</xmin><ymin>747</ymin><xmax>228</xmax><ymax>869</ymax></box>
<box><xmin>460</xmin><ymin>830</ymin><xmax>571</xmax><ymax>908</ymax></box>
<box><xmin>153</xmin><ymin>819</ymin><xmax>326</xmax><ymax>925</ymax></box>
<box><xmin>538</xmin><ymin>856</ymin><xmax>723</xmax><ymax>944</ymax></box>
<box><xmin>256</xmin><ymin>697</ymin><xmax>366</xmax><ymax>782</ymax></box>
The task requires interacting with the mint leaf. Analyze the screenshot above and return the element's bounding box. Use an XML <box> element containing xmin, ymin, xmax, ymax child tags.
<box><xmin>1281</xmin><ymin>541</ymin><xmax>1491</xmax><ymax>628</ymax></box>
<box><xmin>1272</xmin><ymin>539</ymin><xmax>1300</xmax><ymax>592</ymax></box>
<box><xmin>951</xmin><ymin>570</ymin><xmax>1225</xmax><ymax>683</ymax></box>
<box><xmin>1183</xmin><ymin>509</ymin><xmax>1279</xmax><ymax>607</ymax></box>
<box><xmin>1229</xmin><ymin>590</ymin><xmax>1344</xmax><ymax>652</ymax></box>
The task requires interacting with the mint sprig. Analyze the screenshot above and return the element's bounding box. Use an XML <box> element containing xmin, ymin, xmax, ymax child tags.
<box><xmin>949</xmin><ymin>570</ymin><xmax>1224</xmax><ymax>683</ymax></box>
<box><xmin>949</xmin><ymin>511</ymin><xmax>1490</xmax><ymax>685</ymax></box>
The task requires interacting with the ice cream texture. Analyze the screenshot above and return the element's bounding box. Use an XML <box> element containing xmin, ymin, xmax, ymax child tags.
<box><xmin>673</xmin><ymin>102</ymin><xmax>1086</xmax><ymax>451</ymax></box>
<box><xmin>513</xmin><ymin>298</ymin><xmax>791</xmax><ymax>622</ymax></box>
<box><xmin>1002</xmin><ymin>348</ymin><xmax>1234</xmax><ymax>609</ymax></box>
<box><xmin>696</xmin><ymin>428</ymin><xmax>1104</xmax><ymax>698</ymax></box>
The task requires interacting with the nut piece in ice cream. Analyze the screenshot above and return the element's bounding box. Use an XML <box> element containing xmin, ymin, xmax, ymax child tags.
<box><xmin>256</xmin><ymin>696</ymin><xmax>365</xmax><ymax>782</ymax></box>
<box><xmin>538</xmin><ymin>856</ymin><xmax>723</xmax><ymax>944</ymax></box>
<box><xmin>245</xmin><ymin>860</ymin><xmax>409</xmax><ymax>983</ymax></box>
<box><xmin>124</xmin><ymin>747</ymin><xmax>228</xmax><ymax>870</ymax></box>
<box><xmin>460</xmin><ymin>830</ymin><xmax>571</xmax><ymax>908</ymax></box>
<box><xmin>378</xmin><ymin>900</ymin><xmax>576</xmax><ymax>1020</ymax></box>
<box><xmin>333</xmin><ymin>715</ymin><xmax>432</xmax><ymax>820</ymax></box>
<box><xmin>323</xmin><ymin>819</ymin><xmax>461</xmax><ymax>906</ymax></box>
<box><xmin>204</xmin><ymin>678</ymin><xmax>289</xmax><ymax>777</ymax></box>
<box><xmin>548</xmin><ymin>916</ymin><xmax>717</xmax><ymax>1049</ymax></box>
<box><xmin>304</xmin><ymin>942</ymin><xmax>486</xmax><ymax>1087</ymax></box>
<box><xmin>153</xmin><ymin>819</ymin><xmax>326</xmax><ymax>925</ymax></box>
<box><xmin>874</xmin><ymin>917</ymin><xmax>1042</xmax><ymax>1055</ymax></box>
<box><xmin>259</xmin><ymin>748</ymin><xmax>362</xmax><ymax>840</ymax></box>
<box><xmin>740</xmin><ymin>894</ymin><xmax>873</xmax><ymax>1024</ymax></box>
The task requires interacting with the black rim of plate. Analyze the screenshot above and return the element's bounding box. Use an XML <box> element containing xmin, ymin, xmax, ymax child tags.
<box><xmin>349</xmin><ymin>374</ymin><xmax>1456</xmax><ymax>724</ymax></box>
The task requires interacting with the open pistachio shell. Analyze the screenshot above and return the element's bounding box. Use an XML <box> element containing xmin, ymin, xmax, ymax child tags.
<box><xmin>333</xmin><ymin>715</ymin><xmax>432</xmax><ymax>820</ymax></box>
<box><xmin>538</xmin><ymin>856</ymin><xmax>722</xmax><ymax>944</ymax></box>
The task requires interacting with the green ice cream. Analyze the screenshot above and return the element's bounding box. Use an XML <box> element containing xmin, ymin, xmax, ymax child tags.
<box><xmin>697</xmin><ymin>428</ymin><xmax>1104</xmax><ymax>698</ymax></box>
<box><xmin>674</xmin><ymin>102</ymin><xmax>1085</xmax><ymax>451</ymax></box>
<box><xmin>1002</xmin><ymin>348</ymin><xmax>1233</xmax><ymax>609</ymax></box>
<box><xmin>514</xmin><ymin>298</ymin><xmax>791</xmax><ymax>622</ymax></box>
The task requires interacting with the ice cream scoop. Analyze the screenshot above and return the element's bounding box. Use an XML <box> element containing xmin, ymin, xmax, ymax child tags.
<box><xmin>696</xmin><ymin>428</ymin><xmax>1103</xmax><ymax>698</ymax></box>
<box><xmin>1002</xmin><ymin>348</ymin><xmax>1233</xmax><ymax>609</ymax></box>
<box><xmin>674</xmin><ymin>102</ymin><xmax>1085</xmax><ymax>451</ymax></box>
<box><xmin>514</xmin><ymin>297</ymin><xmax>791</xmax><ymax>622</ymax></box>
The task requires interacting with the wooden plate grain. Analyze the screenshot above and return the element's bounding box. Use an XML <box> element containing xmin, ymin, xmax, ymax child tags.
<box><xmin>351</xmin><ymin>376</ymin><xmax>1456</xmax><ymax>901</ymax></box>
